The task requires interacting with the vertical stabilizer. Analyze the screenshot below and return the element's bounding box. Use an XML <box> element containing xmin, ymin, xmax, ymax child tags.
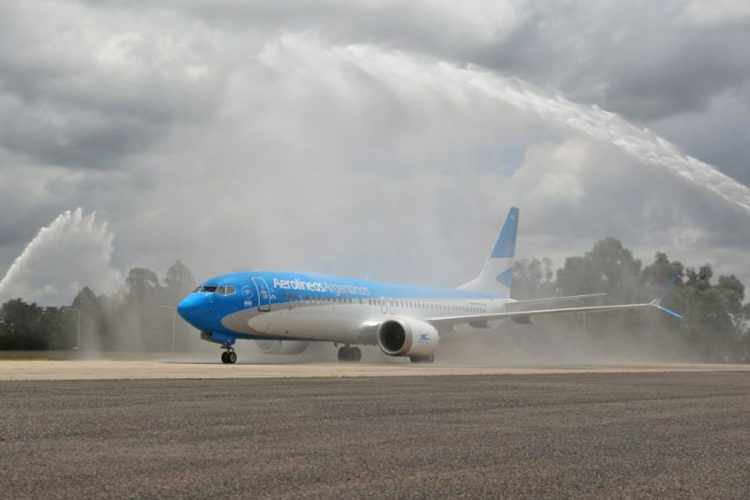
<box><xmin>459</xmin><ymin>207</ymin><xmax>519</xmax><ymax>297</ymax></box>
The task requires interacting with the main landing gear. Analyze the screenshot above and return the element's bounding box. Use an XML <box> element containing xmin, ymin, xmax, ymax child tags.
<box><xmin>409</xmin><ymin>354</ymin><xmax>435</xmax><ymax>364</ymax></box>
<box><xmin>337</xmin><ymin>345</ymin><xmax>362</xmax><ymax>362</ymax></box>
<box><xmin>221</xmin><ymin>345</ymin><xmax>237</xmax><ymax>364</ymax></box>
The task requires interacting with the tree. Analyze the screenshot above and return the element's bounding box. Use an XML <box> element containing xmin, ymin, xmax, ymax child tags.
<box><xmin>126</xmin><ymin>268</ymin><xmax>161</xmax><ymax>302</ymax></box>
<box><xmin>0</xmin><ymin>299</ymin><xmax>73</xmax><ymax>350</ymax></box>
<box><xmin>717</xmin><ymin>275</ymin><xmax>745</xmax><ymax>340</ymax></box>
<box><xmin>557</xmin><ymin>238</ymin><xmax>642</xmax><ymax>302</ymax></box>
<box><xmin>675</xmin><ymin>265</ymin><xmax>747</xmax><ymax>361</ymax></box>
<box><xmin>120</xmin><ymin>267</ymin><xmax>163</xmax><ymax>351</ymax></box>
<box><xmin>512</xmin><ymin>258</ymin><xmax>555</xmax><ymax>299</ymax></box>
<box><xmin>163</xmin><ymin>260</ymin><xmax>198</xmax><ymax>352</ymax></box>
<box><xmin>642</xmin><ymin>252</ymin><xmax>684</xmax><ymax>290</ymax></box>
<box><xmin>0</xmin><ymin>299</ymin><xmax>46</xmax><ymax>349</ymax></box>
<box><xmin>164</xmin><ymin>260</ymin><xmax>197</xmax><ymax>304</ymax></box>
<box><xmin>72</xmin><ymin>287</ymin><xmax>109</xmax><ymax>350</ymax></box>
<box><xmin>641</xmin><ymin>252</ymin><xmax>685</xmax><ymax>319</ymax></box>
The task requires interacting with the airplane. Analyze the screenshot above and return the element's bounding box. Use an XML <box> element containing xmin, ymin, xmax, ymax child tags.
<box><xmin>177</xmin><ymin>207</ymin><xmax>682</xmax><ymax>364</ymax></box>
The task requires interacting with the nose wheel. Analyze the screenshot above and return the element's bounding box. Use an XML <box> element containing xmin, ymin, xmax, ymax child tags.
<box><xmin>337</xmin><ymin>346</ymin><xmax>362</xmax><ymax>362</ymax></box>
<box><xmin>221</xmin><ymin>347</ymin><xmax>237</xmax><ymax>364</ymax></box>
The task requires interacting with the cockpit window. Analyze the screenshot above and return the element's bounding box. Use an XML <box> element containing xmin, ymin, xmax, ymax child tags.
<box><xmin>193</xmin><ymin>285</ymin><xmax>234</xmax><ymax>295</ymax></box>
<box><xmin>215</xmin><ymin>286</ymin><xmax>236</xmax><ymax>296</ymax></box>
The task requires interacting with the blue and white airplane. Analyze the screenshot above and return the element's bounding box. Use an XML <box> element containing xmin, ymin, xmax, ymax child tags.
<box><xmin>177</xmin><ymin>208</ymin><xmax>681</xmax><ymax>364</ymax></box>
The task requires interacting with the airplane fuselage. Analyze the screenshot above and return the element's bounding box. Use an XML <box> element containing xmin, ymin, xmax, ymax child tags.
<box><xmin>178</xmin><ymin>271</ymin><xmax>510</xmax><ymax>347</ymax></box>
<box><xmin>176</xmin><ymin>207</ymin><xmax>679</xmax><ymax>364</ymax></box>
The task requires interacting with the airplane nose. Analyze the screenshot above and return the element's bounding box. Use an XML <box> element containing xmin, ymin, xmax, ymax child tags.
<box><xmin>177</xmin><ymin>294</ymin><xmax>206</xmax><ymax>328</ymax></box>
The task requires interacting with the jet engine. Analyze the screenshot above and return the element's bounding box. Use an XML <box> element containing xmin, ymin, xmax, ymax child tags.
<box><xmin>377</xmin><ymin>318</ymin><xmax>439</xmax><ymax>360</ymax></box>
<box><xmin>255</xmin><ymin>339</ymin><xmax>309</xmax><ymax>355</ymax></box>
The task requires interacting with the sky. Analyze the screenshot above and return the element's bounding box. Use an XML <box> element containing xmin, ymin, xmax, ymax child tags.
<box><xmin>0</xmin><ymin>0</ymin><xmax>749</xmax><ymax>305</ymax></box>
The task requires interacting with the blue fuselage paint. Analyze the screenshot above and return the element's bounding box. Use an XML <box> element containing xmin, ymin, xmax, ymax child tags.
<box><xmin>177</xmin><ymin>271</ymin><xmax>501</xmax><ymax>344</ymax></box>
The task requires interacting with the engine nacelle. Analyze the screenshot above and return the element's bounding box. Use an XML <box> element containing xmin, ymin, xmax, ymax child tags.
<box><xmin>377</xmin><ymin>318</ymin><xmax>439</xmax><ymax>357</ymax></box>
<box><xmin>255</xmin><ymin>339</ymin><xmax>309</xmax><ymax>355</ymax></box>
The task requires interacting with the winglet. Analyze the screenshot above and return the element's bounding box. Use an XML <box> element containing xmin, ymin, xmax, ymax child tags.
<box><xmin>650</xmin><ymin>298</ymin><xmax>683</xmax><ymax>320</ymax></box>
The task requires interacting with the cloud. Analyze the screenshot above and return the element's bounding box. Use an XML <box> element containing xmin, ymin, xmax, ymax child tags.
<box><xmin>0</xmin><ymin>2</ymin><xmax>225</xmax><ymax>169</ymax></box>
<box><xmin>650</xmin><ymin>81</ymin><xmax>750</xmax><ymax>185</ymax></box>
<box><xmin>680</xmin><ymin>0</ymin><xmax>750</xmax><ymax>26</ymax></box>
<box><xmin>0</xmin><ymin>1</ymin><xmax>748</xmax><ymax>303</ymax></box>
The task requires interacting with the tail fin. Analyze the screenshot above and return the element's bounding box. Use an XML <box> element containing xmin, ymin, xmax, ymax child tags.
<box><xmin>459</xmin><ymin>207</ymin><xmax>519</xmax><ymax>298</ymax></box>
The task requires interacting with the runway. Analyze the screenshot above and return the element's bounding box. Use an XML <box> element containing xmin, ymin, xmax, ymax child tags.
<box><xmin>1</xmin><ymin>369</ymin><xmax>750</xmax><ymax>499</ymax></box>
<box><xmin>2</xmin><ymin>359</ymin><xmax>750</xmax><ymax>380</ymax></box>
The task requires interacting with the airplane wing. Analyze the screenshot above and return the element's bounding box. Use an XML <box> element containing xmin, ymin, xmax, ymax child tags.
<box><xmin>427</xmin><ymin>299</ymin><xmax>683</xmax><ymax>329</ymax></box>
<box><xmin>506</xmin><ymin>293</ymin><xmax>607</xmax><ymax>311</ymax></box>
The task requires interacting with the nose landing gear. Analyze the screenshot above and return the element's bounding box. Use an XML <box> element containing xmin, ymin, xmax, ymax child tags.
<box><xmin>337</xmin><ymin>345</ymin><xmax>362</xmax><ymax>362</ymax></box>
<box><xmin>221</xmin><ymin>345</ymin><xmax>237</xmax><ymax>364</ymax></box>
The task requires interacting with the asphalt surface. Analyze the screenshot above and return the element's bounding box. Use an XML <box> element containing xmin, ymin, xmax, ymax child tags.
<box><xmin>1</xmin><ymin>372</ymin><xmax>749</xmax><ymax>499</ymax></box>
<box><xmin>6</xmin><ymin>359</ymin><xmax>750</xmax><ymax>381</ymax></box>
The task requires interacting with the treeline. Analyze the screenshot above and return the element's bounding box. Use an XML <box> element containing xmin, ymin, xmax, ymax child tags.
<box><xmin>1</xmin><ymin>239</ymin><xmax>749</xmax><ymax>360</ymax></box>
<box><xmin>513</xmin><ymin>238</ymin><xmax>750</xmax><ymax>362</ymax></box>
<box><xmin>0</xmin><ymin>261</ymin><xmax>197</xmax><ymax>352</ymax></box>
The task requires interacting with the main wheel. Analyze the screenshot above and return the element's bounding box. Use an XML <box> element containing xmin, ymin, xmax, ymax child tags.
<box><xmin>221</xmin><ymin>352</ymin><xmax>229</xmax><ymax>364</ymax></box>
<box><xmin>338</xmin><ymin>346</ymin><xmax>362</xmax><ymax>362</ymax></box>
<box><xmin>337</xmin><ymin>346</ymin><xmax>350</xmax><ymax>362</ymax></box>
<box><xmin>227</xmin><ymin>351</ymin><xmax>237</xmax><ymax>364</ymax></box>
<box><xmin>351</xmin><ymin>347</ymin><xmax>362</xmax><ymax>362</ymax></box>
<box><xmin>410</xmin><ymin>354</ymin><xmax>435</xmax><ymax>364</ymax></box>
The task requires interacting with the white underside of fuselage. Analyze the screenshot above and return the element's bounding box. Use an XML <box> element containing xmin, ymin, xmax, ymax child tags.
<box><xmin>221</xmin><ymin>299</ymin><xmax>511</xmax><ymax>345</ymax></box>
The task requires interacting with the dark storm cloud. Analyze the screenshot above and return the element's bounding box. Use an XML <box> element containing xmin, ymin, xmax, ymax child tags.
<box><xmin>652</xmin><ymin>81</ymin><xmax>750</xmax><ymax>185</ymax></box>
<box><xmin>462</xmin><ymin>2</ymin><xmax>750</xmax><ymax>186</ymax></box>
<box><xmin>593</xmin><ymin>24</ymin><xmax>750</xmax><ymax>120</ymax></box>
<box><xmin>0</xmin><ymin>3</ymin><xmax>224</xmax><ymax>170</ymax></box>
<box><xmin>126</xmin><ymin>1</ymin><xmax>750</xmax><ymax>123</ymax></box>
<box><xmin>460</xmin><ymin>2</ymin><xmax>750</xmax><ymax>120</ymax></box>
<box><xmin>72</xmin><ymin>0</ymin><xmax>750</xmax><ymax>182</ymax></box>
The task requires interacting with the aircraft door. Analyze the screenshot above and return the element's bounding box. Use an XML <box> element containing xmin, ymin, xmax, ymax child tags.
<box><xmin>252</xmin><ymin>277</ymin><xmax>272</xmax><ymax>312</ymax></box>
<box><xmin>380</xmin><ymin>297</ymin><xmax>388</xmax><ymax>314</ymax></box>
